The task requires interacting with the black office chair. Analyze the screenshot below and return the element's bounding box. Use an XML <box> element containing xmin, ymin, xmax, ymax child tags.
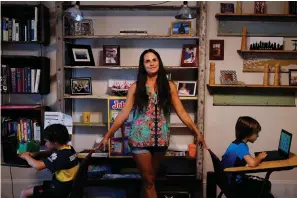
<box><xmin>207</xmin><ymin>148</ymin><xmax>236</xmax><ymax>198</ymax></box>
<box><xmin>67</xmin><ymin>149</ymin><xmax>95</xmax><ymax>198</ymax></box>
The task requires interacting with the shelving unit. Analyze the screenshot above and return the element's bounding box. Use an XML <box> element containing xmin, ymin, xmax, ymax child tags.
<box><xmin>237</xmin><ymin>50</ymin><xmax>297</xmax><ymax>55</ymax></box>
<box><xmin>56</xmin><ymin>2</ymin><xmax>207</xmax><ymax>186</ymax></box>
<box><xmin>207</xmin><ymin>84</ymin><xmax>297</xmax><ymax>95</ymax></box>
<box><xmin>1</xmin><ymin>3</ymin><xmax>51</xmax><ymax>166</ymax></box>
<box><xmin>215</xmin><ymin>13</ymin><xmax>297</xmax><ymax>36</ymax></box>
<box><xmin>64</xmin><ymin>35</ymin><xmax>200</xmax><ymax>40</ymax></box>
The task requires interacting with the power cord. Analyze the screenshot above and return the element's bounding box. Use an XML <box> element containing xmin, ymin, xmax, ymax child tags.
<box><xmin>10</xmin><ymin>166</ymin><xmax>15</xmax><ymax>198</ymax></box>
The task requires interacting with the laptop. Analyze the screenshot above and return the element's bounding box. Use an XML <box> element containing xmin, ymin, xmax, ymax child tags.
<box><xmin>255</xmin><ymin>129</ymin><xmax>293</xmax><ymax>162</ymax></box>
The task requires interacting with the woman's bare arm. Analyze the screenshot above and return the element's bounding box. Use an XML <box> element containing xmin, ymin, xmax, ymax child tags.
<box><xmin>169</xmin><ymin>81</ymin><xmax>202</xmax><ymax>137</ymax></box>
<box><xmin>104</xmin><ymin>83</ymin><xmax>136</xmax><ymax>139</ymax></box>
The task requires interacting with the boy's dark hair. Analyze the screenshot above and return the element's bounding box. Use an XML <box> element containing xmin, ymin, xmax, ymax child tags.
<box><xmin>43</xmin><ymin>124</ymin><xmax>69</xmax><ymax>144</ymax></box>
<box><xmin>235</xmin><ymin>116</ymin><xmax>261</xmax><ymax>140</ymax></box>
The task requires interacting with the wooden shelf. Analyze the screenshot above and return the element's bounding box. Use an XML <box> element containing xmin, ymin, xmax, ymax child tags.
<box><xmin>64</xmin><ymin>94</ymin><xmax>197</xmax><ymax>100</ymax></box>
<box><xmin>63</xmin><ymin>4</ymin><xmax>200</xmax><ymax>11</ymax></box>
<box><xmin>237</xmin><ymin>50</ymin><xmax>297</xmax><ymax>54</ymax></box>
<box><xmin>64</xmin><ymin>66</ymin><xmax>198</xmax><ymax>70</ymax></box>
<box><xmin>63</xmin><ymin>35</ymin><xmax>199</xmax><ymax>40</ymax></box>
<box><xmin>73</xmin><ymin>122</ymin><xmax>107</xmax><ymax>127</ymax></box>
<box><xmin>207</xmin><ymin>84</ymin><xmax>297</xmax><ymax>95</ymax></box>
<box><xmin>215</xmin><ymin>13</ymin><xmax>297</xmax><ymax>20</ymax></box>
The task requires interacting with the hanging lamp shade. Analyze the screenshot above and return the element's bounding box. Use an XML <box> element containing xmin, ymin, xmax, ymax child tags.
<box><xmin>175</xmin><ymin>1</ymin><xmax>197</xmax><ymax>20</ymax></box>
<box><xmin>64</xmin><ymin>1</ymin><xmax>84</xmax><ymax>21</ymax></box>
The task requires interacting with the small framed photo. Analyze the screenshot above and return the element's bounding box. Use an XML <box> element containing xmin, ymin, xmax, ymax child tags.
<box><xmin>220</xmin><ymin>70</ymin><xmax>238</xmax><ymax>85</ymax></box>
<box><xmin>166</xmin><ymin>73</ymin><xmax>171</xmax><ymax>80</ymax></box>
<box><xmin>220</xmin><ymin>3</ymin><xmax>234</xmax><ymax>13</ymax></box>
<box><xmin>67</xmin><ymin>44</ymin><xmax>95</xmax><ymax>66</ymax></box>
<box><xmin>209</xmin><ymin>40</ymin><xmax>224</xmax><ymax>60</ymax></box>
<box><xmin>181</xmin><ymin>44</ymin><xmax>199</xmax><ymax>67</ymax></box>
<box><xmin>81</xmin><ymin>19</ymin><xmax>94</xmax><ymax>36</ymax></box>
<box><xmin>103</xmin><ymin>45</ymin><xmax>120</xmax><ymax>66</ymax></box>
<box><xmin>254</xmin><ymin>1</ymin><xmax>266</xmax><ymax>14</ymax></box>
<box><xmin>170</xmin><ymin>21</ymin><xmax>191</xmax><ymax>37</ymax></box>
<box><xmin>177</xmin><ymin>81</ymin><xmax>197</xmax><ymax>96</ymax></box>
<box><xmin>289</xmin><ymin>69</ymin><xmax>297</xmax><ymax>86</ymax></box>
<box><xmin>70</xmin><ymin>77</ymin><xmax>92</xmax><ymax>95</ymax></box>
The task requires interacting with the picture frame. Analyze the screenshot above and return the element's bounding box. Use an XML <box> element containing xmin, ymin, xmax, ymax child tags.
<box><xmin>181</xmin><ymin>44</ymin><xmax>199</xmax><ymax>67</ymax></box>
<box><xmin>103</xmin><ymin>45</ymin><xmax>120</xmax><ymax>66</ymax></box>
<box><xmin>70</xmin><ymin>77</ymin><xmax>92</xmax><ymax>95</ymax></box>
<box><xmin>80</xmin><ymin>19</ymin><xmax>94</xmax><ymax>36</ymax></box>
<box><xmin>254</xmin><ymin>1</ymin><xmax>266</xmax><ymax>14</ymax></box>
<box><xmin>177</xmin><ymin>81</ymin><xmax>197</xmax><ymax>97</ymax></box>
<box><xmin>209</xmin><ymin>40</ymin><xmax>224</xmax><ymax>60</ymax></box>
<box><xmin>220</xmin><ymin>3</ymin><xmax>234</xmax><ymax>13</ymax></box>
<box><xmin>220</xmin><ymin>70</ymin><xmax>238</xmax><ymax>85</ymax></box>
<box><xmin>289</xmin><ymin>69</ymin><xmax>297</xmax><ymax>86</ymax></box>
<box><xmin>170</xmin><ymin>21</ymin><xmax>192</xmax><ymax>37</ymax></box>
<box><xmin>66</xmin><ymin>44</ymin><xmax>95</xmax><ymax>66</ymax></box>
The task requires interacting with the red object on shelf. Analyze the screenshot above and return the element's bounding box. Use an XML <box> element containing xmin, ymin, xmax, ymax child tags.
<box><xmin>1</xmin><ymin>105</ymin><xmax>41</xmax><ymax>109</ymax></box>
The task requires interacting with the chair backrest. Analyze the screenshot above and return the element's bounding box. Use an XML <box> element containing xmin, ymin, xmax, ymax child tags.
<box><xmin>207</xmin><ymin>149</ymin><xmax>235</xmax><ymax>198</ymax></box>
<box><xmin>67</xmin><ymin>149</ymin><xmax>95</xmax><ymax>198</ymax></box>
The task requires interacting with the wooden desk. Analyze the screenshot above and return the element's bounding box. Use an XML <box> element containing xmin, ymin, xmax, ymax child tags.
<box><xmin>224</xmin><ymin>153</ymin><xmax>297</xmax><ymax>173</ymax></box>
<box><xmin>224</xmin><ymin>153</ymin><xmax>297</xmax><ymax>198</ymax></box>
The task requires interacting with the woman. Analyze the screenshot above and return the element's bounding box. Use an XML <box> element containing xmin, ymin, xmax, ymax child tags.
<box><xmin>95</xmin><ymin>49</ymin><xmax>205</xmax><ymax>198</ymax></box>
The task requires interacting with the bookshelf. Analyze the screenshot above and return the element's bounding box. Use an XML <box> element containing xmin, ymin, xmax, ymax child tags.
<box><xmin>1</xmin><ymin>3</ymin><xmax>51</xmax><ymax>165</ymax></box>
<box><xmin>1</xmin><ymin>4</ymin><xmax>50</xmax><ymax>45</ymax></box>
<box><xmin>56</xmin><ymin>1</ymin><xmax>207</xmax><ymax>184</ymax></box>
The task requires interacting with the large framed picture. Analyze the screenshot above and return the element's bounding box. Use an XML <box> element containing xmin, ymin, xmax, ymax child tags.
<box><xmin>209</xmin><ymin>40</ymin><xmax>224</xmax><ymax>60</ymax></box>
<box><xmin>170</xmin><ymin>21</ymin><xmax>191</xmax><ymax>37</ymax></box>
<box><xmin>70</xmin><ymin>77</ymin><xmax>92</xmax><ymax>95</ymax></box>
<box><xmin>177</xmin><ymin>81</ymin><xmax>197</xmax><ymax>96</ymax></box>
<box><xmin>181</xmin><ymin>44</ymin><xmax>199</xmax><ymax>67</ymax></box>
<box><xmin>67</xmin><ymin>44</ymin><xmax>95</xmax><ymax>66</ymax></box>
<box><xmin>289</xmin><ymin>69</ymin><xmax>297</xmax><ymax>86</ymax></box>
<box><xmin>103</xmin><ymin>45</ymin><xmax>120</xmax><ymax>66</ymax></box>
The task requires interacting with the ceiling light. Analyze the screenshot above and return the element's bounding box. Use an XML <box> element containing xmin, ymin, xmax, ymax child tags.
<box><xmin>175</xmin><ymin>1</ymin><xmax>197</xmax><ymax>20</ymax></box>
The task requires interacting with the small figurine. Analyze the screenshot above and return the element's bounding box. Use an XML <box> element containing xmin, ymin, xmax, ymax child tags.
<box><xmin>263</xmin><ymin>64</ymin><xmax>269</xmax><ymax>86</ymax></box>
<box><xmin>241</xmin><ymin>27</ymin><xmax>247</xmax><ymax>50</ymax></box>
<box><xmin>273</xmin><ymin>62</ymin><xmax>280</xmax><ymax>86</ymax></box>
<box><xmin>209</xmin><ymin>62</ymin><xmax>215</xmax><ymax>85</ymax></box>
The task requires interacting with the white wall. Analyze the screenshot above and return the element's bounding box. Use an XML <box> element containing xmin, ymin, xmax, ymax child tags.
<box><xmin>203</xmin><ymin>1</ymin><xmax>297</xmax><ymax>198</ymax></box>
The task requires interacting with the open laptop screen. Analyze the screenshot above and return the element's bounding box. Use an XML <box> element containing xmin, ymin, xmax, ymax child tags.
<box><xmin>278</xmin><ymin>129</ymin><xmax>292</xmax><ymax>155</ymax></box>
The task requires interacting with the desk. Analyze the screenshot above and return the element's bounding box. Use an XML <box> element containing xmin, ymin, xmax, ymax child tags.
<box><xmin>224</xmin><ymin>153</ymin><xmax>297</xmax><ymax>198</ymax></box>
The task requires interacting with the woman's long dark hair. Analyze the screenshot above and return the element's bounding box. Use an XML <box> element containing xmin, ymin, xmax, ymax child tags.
<box><xmin>134</xmin><ymin>49</ymin><xmax>171</xmax><ymax>116</ymax></box>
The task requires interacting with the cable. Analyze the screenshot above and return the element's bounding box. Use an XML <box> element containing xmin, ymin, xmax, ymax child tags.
<box><xmin>10</xmin><ymin>166</ymin><xmax>15</xmax><ymax>198</ymax></box>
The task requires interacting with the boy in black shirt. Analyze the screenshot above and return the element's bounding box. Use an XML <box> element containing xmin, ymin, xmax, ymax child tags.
<box><xmin>19</xmin><ymin>124</ymin><xmax>79</xmax><ymax>198</ymax></box>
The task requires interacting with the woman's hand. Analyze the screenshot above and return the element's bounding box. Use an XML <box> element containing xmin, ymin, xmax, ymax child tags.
<box><xmin>197</xmin><ymin>134</ymin><xmax>207</xmax><ymax>149</ymax></box>
<box><xmin>93</xmin><ymin>136</ymin><xmax>109</xmax><ymax>152</ymax></box>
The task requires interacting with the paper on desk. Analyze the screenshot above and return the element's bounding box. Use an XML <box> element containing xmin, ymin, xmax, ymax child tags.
<box><xmin>44</xmin><ymin>112</ymin><xmax>73</xmax><ymax>134</ymax></box>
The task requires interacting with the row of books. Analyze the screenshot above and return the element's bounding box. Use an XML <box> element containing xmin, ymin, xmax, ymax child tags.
<box><xmin>1</xmin><ymin>7</ymin><xmax>38</xmax><ymax>42</ymax></box>
<box><xmin>1</xmin><ymin>117</ymin><xmax>41</xmax><ymax>143</ymax></box>
<box><xmin>289</xmin><ymin>2</ymin><xmax>297</xmax><ymax>14</ymax></box>
<box><xmin>1</xmin><ymin>65</ymin><xmax>41</xmax><ymax>93</ymax></box>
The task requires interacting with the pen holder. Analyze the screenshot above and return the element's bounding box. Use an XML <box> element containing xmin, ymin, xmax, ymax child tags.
<box><xmin>188</xmin><ymin>144</ymin><xmax>197</xmax><ymax>158</ymax></box>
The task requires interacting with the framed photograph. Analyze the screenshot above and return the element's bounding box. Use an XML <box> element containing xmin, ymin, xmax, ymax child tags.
<box><xmin>103</xmin><ymin>45</ymin><xmax>120</xmax><ymax>66</ymax></box>
<box><xmin>254</xmin><ymin>1</ymin><xmax>266</xmax><ymax>14</ymax></box>
<box><xmin>209</xmin><ymin>40</ymin><xmax>224</xmax><ymax>60</ymax></box>
<box><xmin>220</xmin><ymin>3</ymin><xmax>234</xmax><ymax>13</ymax></box>
<box><xmin>81</xmin><ymin>19</ymin><xmax>94</xmax><ymax>36</ymax></box>
<box><xmin>181</xmin><ymin>44</ymin><xmax>199</xmax><ymax>67</ymax></box>
<box><xmin>177</xmin><ymin>81</ymin><xmax>197</xmax><ymax>96</ymax></box>
<box><xmin>170</xmin><ymin>21</ymin><xmax>191</xmax><ymax>37</ymax></box>
<box><xmin>70</xmin><ymin>77</ymin><xmax>92</xmax><ymax>95</ymax></box>
<box><xmin>220</xmin><ymin>70</ymin><xmax>238</xmax><ymax>85</ymax></box>
<box><xmin>289</xmin><ymin>69</ymin><xmax>297</xmax><ymax>86</ymax></box>
<box><xmin>67</xmin><ymin>44</ymin><xmax>95</xmax><ymax>66</ymax></box>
